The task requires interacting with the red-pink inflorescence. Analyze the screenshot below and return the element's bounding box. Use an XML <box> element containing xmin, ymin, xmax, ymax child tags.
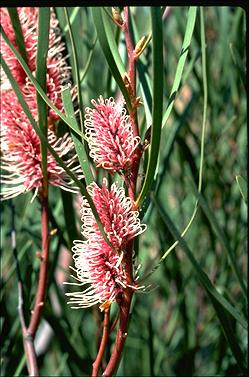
<box><xmin>1</xmin><ymin>91</ymin><xmax>82</xmax><ymax>200</ymax></box>
<box><xmin>1</xmin><ymin>7</ymin><xmax>71</xmax><ymax>116</ymax></box>
<box><xmin>0</xmin><ymin>7</ymin><xmax>82</xmax><ymax>200</ymax></box>
<box><xmin>85</xmin><ymin>96</ymin><xmax>141</xmax><ymax>175</ymax></box>
<box><xmin>66</xmin><ymin>178</ymin><xmax>146</xmax><ymax>309</ymax></box>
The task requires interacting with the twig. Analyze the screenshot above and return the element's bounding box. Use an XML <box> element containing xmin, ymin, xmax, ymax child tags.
<box><xmin>102</xmin><ymin>288</ymin><xmax>133</xmax><ymax>377</ymax></box>
<box><xmin>92</xmin><ymin>309</ymin><xmax>110</xmax><ymax>376</ymax></box>
<box><xmin>123</xmin><ymin>7</ymin><xmax>136</xmax><ymax>97</ymax></box>
<box><xmin>28</xmin><ymin>187</ymin><xmax>50</xmax><ymax>336</ymax></box>
<box><xmin>122</xmin><ymin>6</ymin><xmax>139</xmax><ymax>138</ymax></box>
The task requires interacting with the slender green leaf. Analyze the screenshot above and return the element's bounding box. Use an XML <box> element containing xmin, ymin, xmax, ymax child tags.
<box><xmin>91</xmin><ymin>7</ymin><xmax>131</xmax><ymax>111</ymax></box>
<box><xmin>136</xmin><ymin>7</ymin><xmax>163</xmax><ymax>207</ymax></box>
<box><xmin>80</xmin><ymin>35</ymin><xmax>97</xmax><ymax>83</ymax></box>
<box><xmin>0</xmin><ymin>25</ymin><xmax>85</xmax><ymax>140</ymax></box>
<box><xmin>62</xmin><ymin>7</ymin><xmax>81</xmax><ymax>33</ymax></box>
<box><xmin>64</xmin><ymin>8</ymin><xmax>84</xmax><ymax>132</ymax></box>
<box><xmin>162</xmin><ymin>7</ymin><xmax>197</xmax><ymax>128</ymax></box>
<box><xmin>36</xmin><ymin>8</ymin><xmax>50</xmax><ymax>180</ymax></box>
<box><xmin>208</xmin><ymin>292</ymin><xmax>247</xmax><ymax>374</ymax></box>
<box><xmin>7</xmin><ymin>8</ymin><xmax>28</xmax><ymax>63</ymax></box>
<box><xmin>13</xmin><ymin>354</ymin><xmax>26</xmax><ymax>376</ymax></box>
<box><xmin>62</xmin><ymin>87</ymin><xmax>93</xmax><ymax>185</ymax></box>
<box><xmin>236</xmin><ymin>175</ymin><xmax>248</xmax><ymax>204</ymax></box>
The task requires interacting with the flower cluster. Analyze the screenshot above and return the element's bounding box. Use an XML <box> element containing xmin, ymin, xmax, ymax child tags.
<box><xmin>1</xmin><ymin>7</ymin><xmax>71</xmax><ymax>116</ymax></box>
<box><xmin>85</xmin><ymin>96</ymin><xmax>141</xmax><ymax>175</ymax></box>
<box><xmin>0</xmin><ymin>7</ymin><xmax>82</xmax><ymax>200</ymax></box>
<box><xmin>66</xmin><ymin>178</ymin><xmax>146</xmax><ymax>310</ymax></box>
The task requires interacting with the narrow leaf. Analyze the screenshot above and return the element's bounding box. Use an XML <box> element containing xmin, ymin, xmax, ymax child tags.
<box><xmin>64</xmin><ymin>8</ymin><xmax>84</xmax><ymax>132</ymax></box>
<box><xmin>36</xmin><ymin>8</ymin><xmax>50</xmax><ymax>180</ymax></box>
<box><xmin>236</xmin><ymin>175</ymin><xmax>248</xmax><ymax>204</ymax></box>
<box><xmin>136</xmin><ymin>7</ymin><xmax>163</xmax><ymax>207</ymax></box>
<box><xmin>162</xmin><ymin>7</ymin><xmax>197</xmax><ymax>128</ymax></box>
<box><xmin>7</xmin><ymin>8</ymin><xmax>28</xmax><ymax>63</ymax></box>
<box><xmin>62</xmin><ymin>87</ymin><xmax>94</xmax><ymax>185</ymax></box>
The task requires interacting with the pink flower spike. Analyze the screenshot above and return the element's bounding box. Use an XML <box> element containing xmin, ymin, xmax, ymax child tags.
<box><xmin>82</xmin><ymin>178</ymin><xmax>147</xmax><ymax>248</ymax></box>
<box><xmin>0</xmin><ymin>90</ymin><xmax>83</xmax><ymax>201</ymax></box>
<box><xmin>66</xmin><ymin>237</ymin><xmax>128</xmax><ymax>309</ymax></box>
<box><xmin>65</xmin><ymin>178</ymin><xmax>147</xmax><ymax>309</ymax></box>
<box><xmin>85</xmin><ymin>96</ymin><xmax>141</xmax><ymax>174</ymax></box>
<box><xmin>1</xmin><ymin>7</ymin><xmax>72</xmax><ymax>120</ymax></box>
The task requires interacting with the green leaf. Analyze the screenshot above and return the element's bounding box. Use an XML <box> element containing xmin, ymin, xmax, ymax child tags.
<box><xmin>0</xmin><ymin>25</ymin><xmax>85</xmax><ymax>140</ymax></box>
<box><xmin>62</xmin><ymin>87</ymin><xmax>94</xmax><ymax>185</ymax></box>
<box><xmin>91</xmin><ymin>7</ymin><xmax>132</xmax><ymax>111</ymax></box>
<box><xmin>7</xmin><ymin>8</ymin><xmax>28</xmax><ymax>64</ymax></box>
<box><xmin>162</xmin><ymin>7</ymin><xmax>197</xmax><ymax>128</ymax></box>
<box><xmin>80</xmin><ymin>35</ymin><xmax>97</xmax><ymax>83</ymax></box>
<box><xmin>236</xmin><ymin>175</ymin><xmax>248</xmax><ymax>204</ymax></box>
<box><xmin>36</xmin><ymin>8</ymin><xmax>50</xmax><ymax>181</ymax></box>
<box><xmin>136</xmin><ymin>7</ymin><xmax>163</xmax><ymax>208</ymax></box>
<box><xmin>64</xmin><ymin>8</ymin><xmax>84</xmax><ymax>132</ymax></box>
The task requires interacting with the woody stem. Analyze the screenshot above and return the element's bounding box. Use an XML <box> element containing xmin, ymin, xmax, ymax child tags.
<box><xmin>28</xmin><ymin>186</ymin><xmax>50</xmax><ymax>337</ymax></box>
<box><xmin>92</xmin><ymin>309</ymin><xmax>110</xmax><ymax>376</ymax></box>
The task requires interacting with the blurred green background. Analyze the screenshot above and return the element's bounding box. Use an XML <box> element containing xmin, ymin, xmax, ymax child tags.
<box><xmin>0</xmin><ymin>6</ymin><xmax>247</xmax><ymax>376</ymax></box>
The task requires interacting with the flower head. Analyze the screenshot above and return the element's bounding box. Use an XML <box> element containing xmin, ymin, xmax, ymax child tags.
<box><xmin>66</xmin><ymin>178</ymin><xmax>146</xmax><ymax>309</ymax></box>
<box><xmin>1</xmin><ymin>7</ymin><xmax>71</xmax><ymax>120</ymax></box>
<box><xmin>85</xmin><ymin>96</ymin><xmax>141</xmax><ymax>174</ymax></box>
<box><xmin>0</xmin><ymin>90</ymin><xmax>83</xmax><ymax>200</ymax></box>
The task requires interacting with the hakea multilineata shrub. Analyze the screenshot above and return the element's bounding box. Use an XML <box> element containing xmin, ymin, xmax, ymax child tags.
<box><xmin>85</xmin><ymin>95</ymin><xmax>141</xmax><ymax>175</ymax></box>
<box><xmin>0</xmin><ymin>7</ymin><xmax>82</xmax><ymax>200</ymax></box>
<box><xmin>66</xmin><ymin>178</ymin><xmax>147</xmax><ymax>310</ymax></box>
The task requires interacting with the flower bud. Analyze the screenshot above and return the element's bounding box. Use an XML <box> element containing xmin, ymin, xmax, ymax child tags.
<box><xmin>112</xmin><ymin>7</ymin><xmax>123</xmax><ymax>27</ymax></box>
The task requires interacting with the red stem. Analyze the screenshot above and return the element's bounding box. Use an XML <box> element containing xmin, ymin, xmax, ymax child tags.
<box><xmin>92</xmin><ymin>309</ymin><xmax>110</xmax><ymax>376</ymax></box>
<box><xmin>101</xmin><ymin>7</ymin><xmax>143</xmax><ymax>376</ymax></box>
<box><xmin>102</xmin><ymin>288</ymin><xmax>133</xmax><ymax>377</ymax></box>
<box><xmin>123</xmin><ymin>7</ymin><xmax>135</xmax><ymax>95</ymax></box>
<box><xmin>18</xmin><ymin>281</ymin><xmax>39</xmax><ymax>376</ymax></box>
<box><xmin>28</xmin><ymin>188</ymin><xmax>50</xmax><ymax>336</ymax></box>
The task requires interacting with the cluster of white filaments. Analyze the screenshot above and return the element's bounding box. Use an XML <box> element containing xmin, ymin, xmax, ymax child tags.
<box><xmin>65</xmin><ymin>179</ymin><xmax>147</xmax><ymax>310</ymax></box>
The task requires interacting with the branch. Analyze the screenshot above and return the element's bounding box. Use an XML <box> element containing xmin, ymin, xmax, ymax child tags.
<box><xmin>102</xmin><ymin>288</ymin><xmax>133</xmax><ymax>377</ymax></box>
<box><xmin>92</xmin><ymin>309</ymin><xmax>110</xmax><ymax>376</ymax></box>
<box><xmin>28</xmin><ymin>188</ymin><xmax>50</xmax><ymax>336</ymax></box>
<box><xmin>122</xmin><ymin>6</ymin><xmax>139</xmax><ymax>138</ymax></box>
